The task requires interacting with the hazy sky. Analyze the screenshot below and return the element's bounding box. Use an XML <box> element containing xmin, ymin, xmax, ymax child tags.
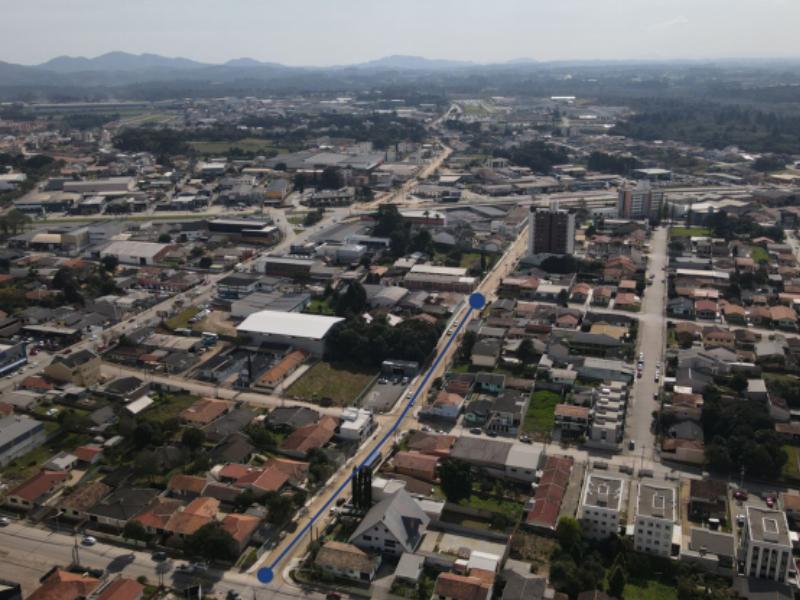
<box><xmin>3</xmin><ymin>0</ymin><xmax>799</xmax><ymax>65</ymax></box>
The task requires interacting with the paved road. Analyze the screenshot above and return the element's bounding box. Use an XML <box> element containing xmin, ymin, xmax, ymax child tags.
<box><xmin>0</xmin><ymin>522</ymin><xmax>320</xmax><ymax>600</ymax></box>
<box><xmin>625</xmin><ymin>226</ymin><xmax>669</xmax><ymax>461</ymax></box>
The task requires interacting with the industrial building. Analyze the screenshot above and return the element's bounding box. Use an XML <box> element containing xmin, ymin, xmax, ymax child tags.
<box><xmin>236</xmin><ymin>310</ymin><xmax>344</xmax><ymax>356</ymax></box>
<box><xmin>99</xmin><ymin>240</ymin><xmax>171</xmax><ymax>266</ymax></box>
<box><xmin>0</xmin><ymin>416</ymin><xmax>46</xmax><ymax>467</ymax></box>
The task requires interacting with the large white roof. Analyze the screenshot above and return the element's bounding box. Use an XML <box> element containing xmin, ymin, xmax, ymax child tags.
<box><xmin>237</xmin><ymin>310</ymin><xmax>343</xmax><ymax>340</ymax></box>
<box><xmin>101</xmin><ymin>240</ymin><xmax>168</xmax><ymax>259</ymax></box>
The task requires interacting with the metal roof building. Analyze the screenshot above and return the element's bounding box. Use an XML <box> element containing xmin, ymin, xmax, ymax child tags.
<box><xmin>237</xmin><ymin>310</ymin><xmax>343</xmax><ymax>356</ymax></box>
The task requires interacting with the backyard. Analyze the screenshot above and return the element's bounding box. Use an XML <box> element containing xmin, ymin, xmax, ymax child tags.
<box><xmin>286</xmin><ymin>361</ymin><xmax>376</xmax><ymax>406</ymax></box>
<box><xmin>522</xmin><ymin>390</ymin><xmax>561</xmax><ymax>437</ymax></box>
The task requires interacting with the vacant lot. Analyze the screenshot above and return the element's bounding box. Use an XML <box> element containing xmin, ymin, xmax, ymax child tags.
<box><xmin>750</xmin><ymin>245</ymin><xmax>769</xmax><ymax>264</ymax></box>
<box><xmin>509</xmin><ymin>530</ymin><xmax>557</xmax><ymax>576</ymax></box>
<box><xmin>165</xmin><ymin>306</ymin><xmax>200</xmax><ymax>330</ymax></box>
<box><xmin>286</xmin><ymin>361</ymin><xmax>375</xmax><ymax>406</ymax></box>
<box><xmin>783</xmin><ymin>444</ymin><xmax>800</xmax><ymax>481</ymax></box>
<box><xmin>669</xmin><ymin>226</ymin><xmax>711</xmax><ymax>238</ymax></box>
<box><xmin>141</xmin><ymin>393</ymin><xmax>199</xmax><ymax>423</ymax></box>
<box><xmin>624</xmin><ymin>580</ymin><xmax>677</xmax><ymax>600</ymax></box>
<box><xmin>522</xmin><ymin>390</ymin><xmax>561</xmax><ymax>437</ymax></box>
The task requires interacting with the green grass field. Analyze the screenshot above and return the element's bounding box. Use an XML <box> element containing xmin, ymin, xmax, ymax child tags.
<box><xmin>304</xmin><ymin>298</ymin><xmax>335</xmax><ymax>315</ymax></box>
<box><xmin>286</xmin><ymin>361</ymin><xmax>376</xmax><ymax>406</ymax></box>
<box><xmin>522</xmin><ymin>390</ymin><xmax>561</xmax><ymax>435</ymax></box>
<box><xmin>750</xmin><ymin>245</ymin><xmax>770</xmax><ymax>264</ymax></box>
<box><xmin>165</xmin><ymin>306</ymin><xmax>200</xmax><ymax>330</ymax></box>
<box><xmin>782</xmin><ymin>445</ymin><xmax>800</xmax><ymax>481</ymax></box>
<box><xmin>669</xmin><ymin>226</ymin><xmax>711</xmax><ymax>238</ymax></box>
<box><xmin>624</xmin><ymin>580</ymin><xmax>678</xmax><ymax>600</ymax></box>
<box><xmin>188</xmin><ymin>138</ymin><xmax>280</xmax><ymax>155</ymax></box>
<box><xmin>140</xmin><ymin>393</ymin><xmax>199</xmax><ymax>423</ymax></box>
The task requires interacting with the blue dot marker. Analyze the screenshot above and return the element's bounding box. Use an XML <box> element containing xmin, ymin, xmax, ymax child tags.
<box><xmin>469</xmin><ymin>292</ymin><xmax>486</xmax><ymax>310</ymax></box>
<box><xmin>257</xmin><ymin>567</ymin><xmax>274</xmax><ymax>584</ymax></box>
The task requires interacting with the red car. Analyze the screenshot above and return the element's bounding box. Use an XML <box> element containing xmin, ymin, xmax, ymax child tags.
<box><xmin>734</xmin><ymin>489</ymin><xmax>748</xmax><ymax>501</ymax></box>
<box><xmin>766</xmin><ymin>496</ymin><xmax>776</xmax><ymax>508</ymax></box>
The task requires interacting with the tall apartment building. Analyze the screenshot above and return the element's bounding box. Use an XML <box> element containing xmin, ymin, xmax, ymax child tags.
<box><xmin>578</xmin><ymin>473</ymin><xmax>626</xmax><ymax>540</ymax></box>
<box><xmin>617</xmin><ymin>180</ymin><xmax>664</xmax><ymax>221</ymax></box>
<box><xmin>634</xmin><ymin>482</ymin><xmax>678</xmax><ymax>557</ymax></box>
<box><xmin>741</xmin><ymin>506</ymin><xmax>792</xmax><ymax>582</ymax></box>
<box><xmin>527</xmin><ymin>205</ymin><xmax>575</xmax><ymax>255</ymax></box>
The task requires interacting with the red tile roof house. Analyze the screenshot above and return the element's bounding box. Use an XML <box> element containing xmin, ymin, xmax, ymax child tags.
<box><xmin>162</xmin><ymin>497</ymin><xmax>220</xmax><ymax>541</ymax></box>
<box><xmin>748</xmin><ymin>305</ymin><xmax>772</xmax><ymax>327</ymax></box>
<box><xmin>770</xmin><ymin>305</ymin><xmax>798</xmax><ymax>331</ymax></box>
<box><xmin>234</xmin><ymin>466</ymin><xmax>289</xmax><ymax>496</ymax></box>
<box><xmin>433</xmin><ymin>571</ymin><xmax>493</xmax><ymax>600</ymax></box>
<box><xmin>132</xmin><ymin>497</ymin><xmax>184</xmax><ymax>536</ymax></box>
<box><xmin>391</xmin><ymin>451</ymin><xmax>439</xmax><ymax>482</ymax></box>
<box><xmin>27</xmin><ymin>569</ymin><xmax>100</xmax><ymax>600</ymax></box>
<box><xmin>694</xmin><ymin>299</ymin><xmax>718</xmax><ymax>321</ymax></box>
<box><xmin>279</xmin><ymin>415</ymin><xmax>339</xmax><ymax>458</ymax></box>
<box><xmin>73</xmin><ymin>444</ymin><xmax>103</xmax><ymax>465</ymax></box>
<box><xmin>167</xmin><ymin>474</ymin><xmax>208</xmax><ymax>500</ymax></box>
<box><xmin>179</xmin><ymin>398</ymin><xmax>232</xmax><ymax>426</ymax></box>
<box><xmin>5</xmin><ymin>470</ymin><xmax>69</xmax><ymax>511</ymax></box>
<box><xmin>221</xmin><ymin>513</ymin><xmax>261</xmax><ymax>552</ymax></box>
<box><xmin>406</xmin><ymin>432</ymin><xmax>456</xmax><ymax>458</ymax></box>
<box><xmin>524</xmin><ymin>455</ymin><xmax>573</xmax><ymax>533</ymax></box>
<box><xmin>95</xmin><ymin>579</ymin><xmax>144</xmax><ymax>600</ymax></box>
<box><xmin>569</xmin><ymin>283</ymin><xmax>592</xmax><ymax>303</ymax></box>
<box><xmin>613</xmin><ymin>292</ymin><xmax>641</xmax><ymax>311</ymax></box>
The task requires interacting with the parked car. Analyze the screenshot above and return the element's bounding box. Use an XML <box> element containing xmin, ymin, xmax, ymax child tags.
<box><xmin>470</xmin><ymin>427</ymin><xmax>482</xmax><ymax>435</ymax></box>
<box><xmin>628</xmin><ymin>440</ymin><xmax>636</xmax><ymax>451</ymax></box>
<box><xmin>766</xmin><ymin>496</ymin><xmax>776</xmax><ymax>508</ymax></box>
<box><xmin>734</xmin><ymin>489</ymin><xmax>748</xmax><ymax>501</ymax></box>
<box><xmin>151</xmin><ymin>551</ymin><xmax>167</xmax><ymax>562</ymax></box>
<box><xmin>82</xmin><ymin>535</ymin><xmax>97</xmax><ymax>546</ymax></box>
<box><xmin>519</xmin><ymin>434</ymin><xmax>532</xmax><ymax>444</ymax></box>
<box><xmin>0</xmin><ymin>517</ymin><xmax>10</xmax><ymax>526</ymax></box>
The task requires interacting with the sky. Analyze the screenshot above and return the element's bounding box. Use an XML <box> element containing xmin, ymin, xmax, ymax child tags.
<box><xmin>3</xmin><ymin>0</ymin><xmax>799</xmax><ymax>66</ymax></box>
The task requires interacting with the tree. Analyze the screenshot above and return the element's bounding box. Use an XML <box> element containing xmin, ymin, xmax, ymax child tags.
<box><xmin>556</xmin><ymin>516</ymin><xmax>583</xmax><ymax>556</ymax></box>
<box><xmin>233</xmin><ymin>489</ymin><xmax>257</xmax><ymax>512</ymax></box>
<box><xmin>52</xmin><ymin>267</ymin><xmax>83</xmax><ymax>305</ymax></box>
<box><xmin>122</xmin><ymin>520</ymin><xmax>152</xmax><ymax>543</ymax></box>
<box><xmin>373</xmin><ymin>204</ymin><xmax>404</xmax><ymax>237</ymax></box>
<box><xmin>334</xmin><ymin>281</ymin><xmax>367</xmax><ymax>317</ymax></box>
<box><xmin>184</xmin><ymin>522</ymin><xmax>239</xmax><ymax>563</ymax></box>
<box><xmin>245</xmin><ymin>423</ymin><xmax>277</xmax><ymax>452</ymax></box>
<box><xmin>264</xmin><ymin>492</ymin><xmax>295</xmax><ymax>525</ymax></box>
<box><xmin>293</xmin><ymin>173</ymin><xmax>306</xmax><ymax>193</ymax></box>
<box><xmin>557</xmin><ymin>289</ymin><xmax>570</xmax><ymax>308</ymax></box>
<box><xmin>181</xmin><ymin>427</ymin><xmax>206</xmax><ymax>450</ymax></box>
<box><xmin>517</xmin><ymin>338</ymin><xmax>536</xmax><ymax>365</ymax></box>
<box><xmin>133</xmin><ymin>421</ymin><xmax>162</xmax><ymax>449</ymax></box>
<box><xmin>459</xmin><ymin>331</ymin><xmax>477</xmax><ymax>362</ymax></box>
<box><xmin>198</xmin><ymin>256</ymin><xmax>213</xmax><ymax>269</ymax></box>
<box><xmin>607</xmin><ymin>563</ymin><xmax>627</xmax><ymax>598</ymax></box>
<box><xmin>157</xmin><ymin>233</ymin><xmax>172</xmax><ymax>243</ymax></box>
<box><xmin>439</xmin><ymin>459</ymin><xmax>472</xmax><ymax>503</ymax></box>
<box><xmin>100</xmin><ymin>255</ymin><xmax>119</xmax><ymax>272</ymax></box>
<box><xmin>133</xmin><ymin>450</ymin><xmax>160</xmax><ymax>481</ymax></box>
<box><xmin>410</xmin><ymin>229</ymin><xmax>433</xmax><ymax>255</ymax></box>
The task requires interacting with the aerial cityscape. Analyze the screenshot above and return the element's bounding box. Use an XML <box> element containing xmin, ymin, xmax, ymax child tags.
<box><xmin>2</xmin><ymin>3</ymin><xmax>800</xmax><ymax>600</ymax></box>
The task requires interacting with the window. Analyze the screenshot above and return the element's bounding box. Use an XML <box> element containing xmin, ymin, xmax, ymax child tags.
<box><xmin>363</xmin><ymin>535</ymin><xmax>371</xmax><ymax>541</ymax></box>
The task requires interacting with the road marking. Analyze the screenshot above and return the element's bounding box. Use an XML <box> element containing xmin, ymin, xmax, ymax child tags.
<box><xmin>258</xmin><ymin>292</ymin><xmax>487</xmax><ymax>584</ymax></box>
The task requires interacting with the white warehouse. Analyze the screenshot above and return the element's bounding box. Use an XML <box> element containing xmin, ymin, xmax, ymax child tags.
<box><xmin>236</xmin><ymin>310</ymin><xmax>343</xmax><ymax>356</ymax></box>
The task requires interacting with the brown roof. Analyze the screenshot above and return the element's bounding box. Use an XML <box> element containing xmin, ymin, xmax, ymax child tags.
<box><xmin>614</xmin><ymin>292</ymin><xmax>639</xmax><ymax>306</ymax></box>
<box><xmin>59</xmin><ymin>481</ymin><xmax>111</xmax><ymax>513</ymax></box>
<box><xmin>554</xmin><ymin>404</ymin><xmax>590</xmax><ymax>419</ymax></box>
<box><xmin>163</xmin><ymin>497</ymin><xmax>219</xmax><ymax>536</ymax></box>
<box><xmin>73</xmin><ymin>445</ymin><xmax>103</xmax><ymax>463</ymax></box>
<box><xmin>434</xmin><ymin>572</ymin><xmax>492</xmax><ymax>600</ymax></box>
<box><xmin>9</xmin><ymin>470</ymin><xmax>68</xmax><ymax>503</ymax></box>
<box><xmin>770</xmin><ymin>305</ymin><xmax>797</xmax><ymax>321</ymax></box>
<box><xmin>132</xmin><ymin>497</ymin><xmax>183</xmax><ymax>530</ymax></box>
<box><xmin>20</xmin><ymin>376</ymin><xmax>53</xmax><ymax>391</ymax></box>
<box><xmin>280</xmin><ymin>415</ymin><xmax>338</xmax><ymax>454</ymax></box>
<box><xmin>219</xmin><ymin>463</ymin><xmax>252</xmax><ymax>480</ymax></box>
<box><xmin>179</xmin><ymin>398</ymin><xmax>231</xmax><ymax>425</ymax></box>
<box><xmin>96</xmin><ymin>579</ymin><xmax>144</xmax><ymax>600</ymax></box>
<box><xmin>221</xmin><ymin>513</ymin><xmax>261</xmax><ymax>546</ymax></box>
<box><xmin>264</xmin><ymin>457</ymin><xmax>309</xmax><ymax>483</ymax></box>
<box><xmin>258</xmin><ymin>350</ymin><xmax>309</xmax><ymax>387</ymax></box>
<box><xmin>236</xmin><ymin>466</ymin><xmax>289</xmax><ymax>493</ymax></box>
<box><xmin>0</xmin><ymin>402</ymin><xmax>13</xmax><ymax>417</ymax></box>
<box><xmin>315</xmin><ymin>541</ymin><xmax>378</xmax><ymax>574</ymax></box>
<box><xmin>689</xmin><ymin>478</ymin><xmax>727</xmax><ymax>502</ymax></box>
<box><xmin>406</xmin><ymin>432</ymin><xmax>456</xmax><ymax>457</ymax></box>
<box><xmin>167</xmin><ymin>474</ymin><xmax>208</xmax><ymax>495</ymax></box>
<box><xmin>694</xmin><ymin>299</ymin><xmax>717</xmax><ymax>312</ymax></box>
<box><xmin>434</xmin><ymin>391</ymin><xmax>464</xmax><ymax>407</ymax></box>
<box><xmin>27</xmin><ymin>570</ymin><xmax>100</xmax><ymax>600</ymax></box>
<box><xmin>393</xmin><ymin>451</ymin><xmax>439</xmax><ymax>474</ymax></box>
<box><xmin>782</xmin><ymin>492</ymin><xmax>800</xmax><ymax>512</ymax></box>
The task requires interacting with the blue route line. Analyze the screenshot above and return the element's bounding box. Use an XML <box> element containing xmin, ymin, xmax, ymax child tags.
<box><xmin>259</xmin><ymin>292</ymin><xmax>486</xmax><ymax>583</ymax></box>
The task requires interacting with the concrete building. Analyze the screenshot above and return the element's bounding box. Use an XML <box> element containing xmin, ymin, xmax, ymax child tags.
<box><xmin>236</xmin><ymin>310</ymin><xmax>343</xmax><ymax>356</ymax></box>
<box><xmin>617</xmin><ymin>180</ymin><xmax>664</xmax><ymax>221</ymax></box>
<box><xmin>528</xmin><ymin>205</ymin><xmax>575</xmax><ymax>255</ymax></box>
<box><xmin>578</xmin><ymin>473</ymin><xmax>626</xmax><ymax>540</ymax></box>
<box><xmin>338</xmin><ymin>408</ymin><xmax>374</xmax><ymax>443</ymax></box>
<box><xmin>63</xmin><ymin>177</ymin><xmax>135</xmax><ymax>194</ymax></box>
<box><xmin>99</xmin><ymin>241</ymin><xmax>170</xmax><ymax>266</ymax></box>
<box><xmin>0</xmin><ymin>342</ymin><xmax>27</xmax><ymax>376</ymax></box>
<box><xmin>0</xmin><ymin>415</ymin><xmax>46</xmax><ymax>467</ymax></box>
<box><xmin>741</xmin><ymin>506</ymin><xmax>792</xmax><ymax>583</ymax></box>
<box><xmin>634</xmin><ymin>482</ymin><xmax>678</xmax><ymax>557</ymax></box>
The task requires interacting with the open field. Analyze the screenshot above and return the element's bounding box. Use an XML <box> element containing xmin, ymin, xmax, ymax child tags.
<box><xmin>669</xmin><ymin>226</ymin><xmax>711</xmax><ymax>238</ymax></box>
<box><xmin>522</xmin><ymin>390</ymin><xmax>560</xmax><ymax>435</ymax></box>
<box><xmin>286</xmin><ymin>361</ymin><xmax>375</xmax><ymax>406</ymax></box>
<box><xmin>624</xmin><ymin>580</ymin><xmax>678</xmax><ymax>600</ymax></box>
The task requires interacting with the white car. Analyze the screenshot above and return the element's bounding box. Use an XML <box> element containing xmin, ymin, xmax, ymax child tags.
<box><xmin>82</xmin><ymin>535</ymin><xmax>97</xmax><ymax>546</ymax></box>
<box><xmin>0</xmin><ymin>517</ymin><xmax>10</xmax><ymax>526</ymax></box>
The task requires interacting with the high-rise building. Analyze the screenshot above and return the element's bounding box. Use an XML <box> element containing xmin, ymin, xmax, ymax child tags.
<box><xmin>617</xmin><ymin>180</ymin><xmax>664</xmax><ymax>221</ymax></box>
<box><xmin>634</xmin><ymin>482</ymin><xmax>678</xmax><ymax>557</ymax></box>
<box><xmin>527</xmin><ymin>204</ymin><xmax>575</xmax><ymax>255</ymax></box>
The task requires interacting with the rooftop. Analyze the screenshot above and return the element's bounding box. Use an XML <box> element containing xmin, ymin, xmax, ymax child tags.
<box><xmin>637</xmin><ymin>482</ymin><xmax>676</xmax><ymax>521</ymax></box>
<box><xmin>237</xmin><ymin>310</ymin><xmax>343</xmax><ymax>339</ymax></box>
<box><xmin>583</xmin><ymin>474</ymin><xmax>624</xmax><ymax>511</ymax></box>
<box><xmin>746</xmin><ymin>505</ymin><xmax>791</xmax><ymax>546</ymax></box>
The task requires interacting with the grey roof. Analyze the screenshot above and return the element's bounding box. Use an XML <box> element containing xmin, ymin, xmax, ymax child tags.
<box><xmin>688</xmin><ymin>528</ymin><xmax>735</xmax><ymax>558</ymax></box>
<box><xmin>451</xmin><ymin>437</ymin><xmax>512</xmax><ymax>466</ymax></box>
<box><xmin>52</xmin><ymin>349</ymin><xmax>98</xmax><ymax>369</ymax></box>
<box><xmin>394</xmin><ymin>552</ymin><xmax>424</xmax><ymax>582</ymax></box>
<box><xmin>733</xmin><ymin>578</ymin><xmax>793</xmax><ymax>600</ymax></box>
<box><xmin>668</xmin><ymin>420</ymin><xmax>704</xmax><ymax>442</ymax></box>
<box><xmin>268</xmin><ymin>406</ymin><xmax>319</xmax><ymax>429</ymax></box>
<box><xmin>747</xmin><ymin>506</ymin><xmax>791</xmax><ymax>546</ymax></box>
<box><xmin>0</xmin><ymin>415</ymin><xmax>43</xmax><ymax>447</ymax></box>
<box><xmin>350</xmin><ymin>488</ymin><xmax>430</xmax><ymax>553</ymax></box>
<box><xmin>210</xmin><ymin>432</ymin><xmax>254</xmax><ymax>464</ymax></box>
<box><xmin>203</xmin><ymin>407</ymin><xmax>256</xmax><ymax>443</ymax></box>
<box><xmin>87</xmin><ymin>487</ymin><xmax>159</xmax><ymax>522</ymax></box>
<box><xmin>501</xmin><ymin>571</ymin><xmax>547</xmax><ymax>600</ymax></box>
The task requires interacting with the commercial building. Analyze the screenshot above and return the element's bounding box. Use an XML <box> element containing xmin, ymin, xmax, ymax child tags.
<box><xmin>99</xmin><ymin>241</ymin><xmax>171</xmax><ymax>266</ymax></box>
<box><xmin>236</xmin><ymin>310</ymin><xmax>343</xmax><ymax>356</ymax></box>
<box><xmin>528</xmin><ymin>205</ymin><xmax>575</xmax><ymax>255</ymax></box>
<box><xmin>403</xmin><ymin>264</ymin><xmax>476</xmax><ymax>293</ymax></box>
<box><xmin>0</xmin><ymin>342</ymin><xmax>27</xmax><ymax>376</ymax></box>
<box><xmin>0</xmin><ymin>415</ymin><xmax>46</xmax><ymax>467</ymax></box>
<box><xmin>578</xmin><ymin>473</ymin><xmax>625</xmax><ymax>540</ymax></box>
<box><xmin>634</xmin><ymin>482</ymin><xmax>678</xmax><ymax>557</ymax></box>
<box><xmin>741</xmin><ymin>506</ymin><xmax>792</xmax><ymax>582</ymax></box>
<box><xmin>617</xmin><ymin>181</ymin><xmax>664</xmax><ymax>221</ymax></box>
<box><xmin>338</xmin><ymin>408</ymin><xmax>374</xmax><ymax>443</ymax></box>
<box><xmin>63</xmin><ymin>177</ymin><xmax>136</xmax><ymax>195</ymax></box>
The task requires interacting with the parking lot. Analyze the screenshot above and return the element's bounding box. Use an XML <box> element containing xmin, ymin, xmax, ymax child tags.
<box><xmin>362</xmin><ymin>380</ymin><xmax>405</xmax><ymax>412</ymax></box>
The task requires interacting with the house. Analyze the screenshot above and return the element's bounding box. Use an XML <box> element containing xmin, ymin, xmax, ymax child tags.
<box><xmin>613</xmin><ymin>292</ymin><xmax>640</xmax><ymax>311</ymax></box>
<box><xmin>426</xmin><ymin>391</ymin><xmax>464</xmax><ymax>421</ymax></box>
<box><xmin>770</xmin><ymin>305</ymin><xmax>798</xmax><ymax>330</ymax></box>
<box><xmin>86</xmin><ymin>487</ymin><xmax>160</xmax><ymax>530</ymax></box>
<box><xmin>721</xmin><ymin>302</ymin><xmax>747</xmax><ymax>324</ymax></box>
<box><xmin>167</xmin><ymin>474</ymin><xmax>208</xmax><ymax>500</ymax></box>
<box><xmin>500</xmin><ymin>566</ymin><xmax>547</xmax><ymax>600</ymax></box>
<box><xmin>349</xmin><ymin>488</ymin><xmax>430</xmax><ymax>556</ymax></box>
<box><xmin>474</xmin><ymin>372</ymin><xmax>505</xmax><ymax>395</ymax></box>
<box><xmin>314</xmin><ymin>541</ymin><xmax>380</xmax><ymax>583</ymax></box>
<box><xmin>44</xmin><ymin>350</ymin><xmax>101</xmax><ymax>386</ymax></box>
<box><xmin>391</xmin><ymin>451</ymin><xmax>438</xmax><ymax>482</ymax></box>
<box><xmin>267</xmin><ymin>406</ymin><xmax>320</xmax><ymax>431</ymax></box>
<box><xmin>433</xmin><ymin>571</ymin><xmax>492</xmax><ymax>600</ymax></box>
<box><xmin>484</xmin><ymin>391</ymin><xmax>529</xmax><ymax>437</ymax></box>
<box><xmin>681</xmin><ymin>528</ymin><xmax>735</xmax><ymax>574</ymax></box>
<box><xmin>667</xmin><ymin>297</ymin><xmax>694</xmax><ymax>318</ymax></box>
<box><xmin>524</xmin><ymin>455</ymin><xmax>573</xmax><ymax>532</ymax></box>
<box><xmin>471</xmin><ymin>339</ymin><xmax>502</xmax><ymax>368</ymax></box>
<box><xmin>406</xmin><ymin>432</ymin><xmax>456</xmax><ymax>458</ymax></box>
<box><xmin>569</xmin><ymin>283</ymin><xmax>592</xmax><ymax>303</ymax></box>
<box><xmin>180</xmin><ymin>398</ymin><xmax>232</xmax><ymax>426</ymax></box>
<box><xmin>554</xmin><ymin>404</ymin><xmax>591</xmax><ymax>433</ymax></box>
<box><xmin>280</xmin><ymin>415</ymin><xmax>338</xmax><ymax>458</ymax></box>
<box><xmin>694</xmin><ymin>300</ymin><xmax>718</xmax><ymax>321</ymax></box>
<box><xmin>450</xmin><ymin>437</ymin><xmax>512</xmax><ymax>477</ymax></box>
<box><xmin>688</xmin><ymin>479</ymin><xmax>727</xmax><ymax>522</ymax></box>
<box><xmin>210</xmin><ymin>432</ymin><xmax>255</xmax><ymax>464</ymax></box>
<box><xmin>163</xmin><ymin>497</ymin><xmax>220</xmax><ymax>540</ymax></box>
<box><xmin>221</xmin><ymin>513</ymin><xmax>261</xmax><ymax>552</ymax></box>
<box><xmin>131</xmin><ymin>497</ymin><xmax>183</xmax><ymax>536</ymax></box>
<box><xmin>5</xmin><ymin>470</ymin><xmax>68</xmax><ymax>510</ymax></box>
<box><xmin>591</xmin><ymin>286</ymin><xmax>614</xmax><ymax>306</ymax></box>
<box><xmin>95</xmin><ymin>578</ymin><xmax>144</xmax><ymax>600</ymax></box>
<box><xmin>73</xmin><ymin>444</ymin><xmax>103</xmax><ymax>465</ymax></box>
<box><xmin>26</xmin><ymin>570</ymin><xmax>99</xmax><ymax>600</ymax></box>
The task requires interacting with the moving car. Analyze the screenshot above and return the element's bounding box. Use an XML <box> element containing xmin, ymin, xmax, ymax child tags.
<box><xmin>733</xmin><ymin>489</ymin><xmax>748</xmax><ymax>501</ymax></box>
<box><xmin>82</xmin><ymin>535</ymin><xmax>97</xmax><ymax>546</ymax></box>
<box><xmin>0</xmin><ymin>517</ymin><xmax>10</xmax><ymax>526</ymax></box>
